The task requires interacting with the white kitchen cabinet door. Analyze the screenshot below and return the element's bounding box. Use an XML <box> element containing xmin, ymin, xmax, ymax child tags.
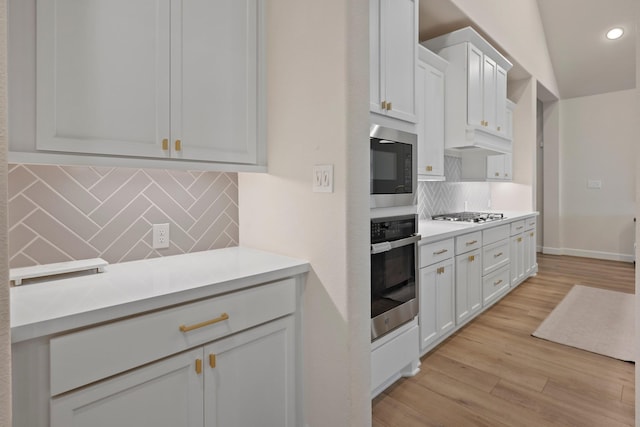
<box><xmin>510</xmin><ymin>234</ymin><xmax>525</xmax><ymax>286</ymax></box>
<box><xmin>525</xmin><ymin>229</ymin><xmax>537</xmax><ymax>276</ymax></box>
<box><xmin>417</xmin><ymin>53</ymin><xmax>446</xmax><ymax>178</ymax></box>
<box><xmin>204</xmin><ymin>316</ymin><xmax>296</xmax><ymax>427</ymax></box>
<box><xmin>482</xmin><ymin>55</ymin><xmax>497</xmax><ymax>131</ymax></box>
<box><xmin>51</xmin><ymin>348</ymin><xmax>204</xmax><ymax>427</ymax></box>
<box><xmin>455</xmin><ymin>250</ymin><xmax>482</xmax><ymax>325</ymax></box>
<box><xmin>419</xmin><ymin>259</ymin><xmax>455</xmax><ymax>352</ymax></box>
<box><xmin>495</xmin><ymin>66</ymin><xmax>508</xmax><ymax>136</ymax></box>
<box><xmin>466</xmin><ymin>44</ymin><xmax>484</xmax><ymax>128</ymax></box>
<box><xmin>36</xmin><ymin>0</ymin><xmax>263</xmax><ymax>166</ymax></box>
<box><xmin>370</xmin><ymin>0</ymin><xmax>417</xmax><ymax>123</ymax></box>
<box><xmin>174</xmin><ymin>0</ymin><xmax>261</xmax><ymax>164</ymax></box>
<box><xmin>486</xmin><ymin>153</ymin><xmax>512</xmax><ymax>180</ymax></box>
<box><xmin>37</xmin><ymin>0</ymin><xmax>171</xmax><ymax>158</ymax></box>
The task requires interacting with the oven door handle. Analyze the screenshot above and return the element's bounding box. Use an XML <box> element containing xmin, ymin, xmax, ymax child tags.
<box><xmin>371</xmin><ymin>234</ymin><xmax>421</xmax><ymax>254</ymax></box>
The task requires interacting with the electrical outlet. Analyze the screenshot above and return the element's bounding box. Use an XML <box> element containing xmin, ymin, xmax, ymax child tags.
<box><xmin>152</xmin><ymin>223</ymin><xmax>170</xmax><ymax>249</ymax></box>
<box><xmin>312</xmin><ymin>165</ymin><xmax>334</xmax><ymax>193</ymax></box>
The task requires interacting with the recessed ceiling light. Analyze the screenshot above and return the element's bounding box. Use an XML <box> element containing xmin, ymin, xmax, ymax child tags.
<box><xmin>606</xmin><ymin>27</ymin><xmax>624</xmax><ymax>40</ymax></box>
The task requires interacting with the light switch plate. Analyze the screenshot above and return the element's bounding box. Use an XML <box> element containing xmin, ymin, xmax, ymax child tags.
<box><xmin>587</xmin><ymin>179</ymin><xmax>602</xmax><ymax>189</ymax></box>
<box><xmin>313</xmin><ymin>165</ymin><xmax>334</xmax><ymax>193</ymax></box>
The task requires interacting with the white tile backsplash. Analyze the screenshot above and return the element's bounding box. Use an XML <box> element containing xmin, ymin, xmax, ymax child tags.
<box><xmin>418</xmin><ymin>156</ymin><xmax>491</xmax><ymax>219</ymax></box>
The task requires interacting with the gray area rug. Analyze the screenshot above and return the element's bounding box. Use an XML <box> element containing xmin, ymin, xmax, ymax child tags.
<box><xmin>532</xmin><ymin>284</ymin><xmax>635</xmax><ymax>362</ymax></box>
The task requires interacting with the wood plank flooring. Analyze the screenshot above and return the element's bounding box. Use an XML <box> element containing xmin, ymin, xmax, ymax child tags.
<box><xmin>372</xmin><ymin>254</ymin><xmax>635</xmax><ymax>426</ymax></box>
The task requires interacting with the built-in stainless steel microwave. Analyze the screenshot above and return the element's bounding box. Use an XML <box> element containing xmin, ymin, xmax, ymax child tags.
<box><xmin>370</xmin><ymin>125</ymin><xmax>417</xmax><ymax>208</ymax></box>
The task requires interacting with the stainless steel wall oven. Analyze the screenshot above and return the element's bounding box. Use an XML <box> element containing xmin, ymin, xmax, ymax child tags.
<box><xmin>371</xmin><ymin>214</ymin><xmax>420</xmax><ymax>341</ymax></box>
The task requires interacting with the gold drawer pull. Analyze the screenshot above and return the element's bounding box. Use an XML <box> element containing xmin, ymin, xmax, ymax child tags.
<box><xmin>209</xmin><ymin>354</ymin><xmax>217</xmax><ymax>368</ymax></box>
<box><xmin>466</xmin><ymin>240</ymin><xmax>478</xmax><ymax>246</ymax></box>
<box><xmin>162</xmin><ymin>138</ymin><xmax>169</xmax><ymax>151</ymax></box>
<box><xmin>179</xmin><ymin>313</ymin><xmax>229</xmax><ymax>332</ymax></box>
<box><xmin>494</xmin><ymin>252</ymin><xmax>503</xmax><ymax>258</ymax></box>
<box><xmin>516</xmin><ymin>226</ymin><xmax>523</xmax><ymax>230</ymax></box>
<box><xmin>195</xmin><ymin>359</ymin><xmax>202</xmax><ymax>374</ymax></box>
<box><xmin>494</xmin><ymin>279</ymin><xmax>503</xmax><ymax>286</ymax></box>
<box><xmin>434</xmin><ymin>249</ymin><xmax>448</xmax><ymax>255</ymax></box>
<box><xmin>529</xmin><ymin>222</ymin><xmax>536</xmax><ymax>226</ymax></box>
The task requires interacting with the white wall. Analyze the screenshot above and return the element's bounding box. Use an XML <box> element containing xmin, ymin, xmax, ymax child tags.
<box><xmin>554</xmin><ymin>89</ymin><xmax>636</xmax><ymax>261</ymax></box>
<box><xmin>0</xmin><ymin>0</ymin><xmax>11</xmax><ymax>424</ymax></box>
<box><xmin>238</xmin><ymin>0</ymin><xmax>370</xmax><ymax>425</ymax></box>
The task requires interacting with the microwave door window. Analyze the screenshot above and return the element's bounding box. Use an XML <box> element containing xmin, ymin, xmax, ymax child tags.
<box><xmin>371</xmin><ymin>140</ymin><xmax>412</xmax><ymax>195</ymax></box>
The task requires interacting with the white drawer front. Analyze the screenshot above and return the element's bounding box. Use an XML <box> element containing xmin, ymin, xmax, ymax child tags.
<box><xmin>482</xmin><ymin>224</ymin><xmax>509</xmax><ymax>246</ymax></box>
<box><xmin>50</xmin><ymin>278</ymin><xmax>297</xmax><ymax>396</ymax></box>
<box><xmin>420</xmin><ymin>239</ymin><xmax>454</xmax><ymax>267</ymax></box>
<box><xmin>482</xmin><ymin>239</ymin><xmax>510</xmax><ymax>275</ymax></box>
<box><xmin>482</xmin><ymin>265</ymin><xmax>510</xmax><ymax>306</ymax></box>
<box><xmin>455</xmin><ymin>231</ymin><xmax>482</xmax><ymax>255</ymax></box>
<box><xmin>510</xmin><ymin>220</ymin><xmax>525</xmax><ymax>236</ymax></box>
<box><xmin>525</xmin><ymin>217</ymin><xmax>537</xmax><ymax>231</ymax></box>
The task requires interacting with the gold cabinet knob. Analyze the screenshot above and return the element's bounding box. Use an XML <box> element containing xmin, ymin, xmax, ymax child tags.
<box><xmin>495</xmin><ymin>172</ymin><xmax>500</xmax><ymax>177</ymax></box>
<box><xmin>426</xmin><ymin>166</ymin><xmax>433</xmax><ymax>172</ymax></box>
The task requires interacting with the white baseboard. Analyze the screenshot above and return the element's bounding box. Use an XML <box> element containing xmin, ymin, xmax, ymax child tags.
<box><xmin>542</xmin><ymin>246</ymin><xmax>634</xmax><ymax>263</ymax></box>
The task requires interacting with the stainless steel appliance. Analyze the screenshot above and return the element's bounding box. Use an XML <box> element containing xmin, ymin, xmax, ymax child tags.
<box><xmin>432</xmin><ymin>211</ymin><xmax>505</xmax><ymax>223</ymax></box>
<box><xmin>371</xmin><ymin>214</ymin><xmax>420</xmax><ymax>341</ymax></box>
<box><xmin>370</xmin><ymin>125</ymin><xmax>417</xmax><ymax>208</ymax></box>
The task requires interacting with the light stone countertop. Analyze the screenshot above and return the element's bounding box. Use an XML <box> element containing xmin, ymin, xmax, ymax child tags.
<box><xmin>419</xmin><ymin>211</ymin><xmax>539</xmax><ymax>244</ymax></box>
<box><xmin>10</xmin><ymin>247</ymin><xmax>309</xmax><ymax>343</ymax></box>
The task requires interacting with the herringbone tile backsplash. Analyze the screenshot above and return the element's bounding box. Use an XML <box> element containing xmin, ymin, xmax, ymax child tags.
<box><xmin>8</xmin><ymin>164</ymin><xmax>239</xmax><ymax>269</ymax></box>
<box><xmin>418</xmin><ymin>156</ymin><xmax>491</xmax><ymax>219</ymax></box>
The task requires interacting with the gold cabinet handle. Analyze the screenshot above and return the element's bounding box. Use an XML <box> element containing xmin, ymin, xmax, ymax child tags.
<box><xmin>494</xmin><ymin>252</ymin><xmax>503</xmax><ymax>258</ymax></box>
<box><xmin>179</xmin><ymin>313</ymin><xmax>229</xmax><ymax>332</ymax></box>
<box><xmin>162</xmin><ymin>138</ymin><xmax>169</xmax><ymax>151</ymax></box>
<box><xmin>195</xmin><ymin>359</ymin><xmax>203</xmax><ymax>374</ymax></box>
<box><xmin>517</xmin><ymin>237</ymin><xmax>522</xmax><ymax>242</ymax></box>
<box><xmin>381</xmin><ymin>101</ymin><xmax>387</xmax><ymax>110</ymax></box>
<box><xmin>386</xmin><ymin>102</ymin><xmax>392</xmax><ymax>111</ymax></box>
<box><xmin>530</xmin><ymin>232</ymin><xmax>534</xmax><ymax>237</ymax></box>
<box><xmin>426</xmin><ymin>166</ymin><xmax>433</xmax><ymax>172</ymax></box>
<box><xmin>175</xmin><ymin>139</ymin><xmax>182</xmax><ymax>151</ymax></box>
<box><xmin>516</xmin><ymin>226</ymin><xmax>523</xmax><ymax>230</ymax></box>
<box><xmin>434</xmin><ymin>249</ymin><xmax>448</xmax><ymax>255</ymax></box>
<box><xmin>437</xmin><ymin>266</ymin><xmax>445</xmax><ymax>274</ymax></box>
<box><xmin>495</xmin><ymin>172</ymin><xmax>500</xmax><ymax>177</ymax></box>
<box><xmin>497</xmin><ymin>126</ymin><xmax>501</xmax><ymax>131</ymax></box>
<box><xmin>529</xmin><ymin>222</ymin><xmax>536</xmax><ymax>227</ymax></box>
<box><xmin>209</xmin><ymin>354</ymin><xmax>216</xmax><ymax>369</ymax></box>
<box><xmin>466</xmin><ymin>240</ymin><xmax>478</xmax><ymax>246</ymax></box>
<box><xmin>468</xmin><ymin>255</ymin><xmax>475</xmax><ymax>262</ymax></box>
<box><xmin>494</xmin><ymin>279</ymin><xmax>503</xmax><ymax>286</ymax></box>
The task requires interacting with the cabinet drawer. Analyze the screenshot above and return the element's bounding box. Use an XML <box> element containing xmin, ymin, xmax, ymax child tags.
<box><xmin>525</xmin><ymin>217</ymin><xmax>537</xmax><ymax>231</ymax></box>
<box><xmin>482</xmin><ymin>224</ymin><xmax>509</xmax><ymax>245</ymax></box>
<box><xmin>455</xmin><ymin>231</ymin><xmax>482</xmax><ymax>255</ymax></box>
<box><xmin>482</xmin><ymin>265</ymin><xmax>510</xmax><ymax>306</ymax></box>
<box><xmin>482</xmin><ymin>239</ymin><xmax>510</xmax><ymax>275</ymax></box>
<box><xmin>420</xmin><ymin>239</ymin><xmax>454</xmax><ymax>267</ymax></box>
<box><xmin>510</xmin><ymin>220</ymin><xmax>525</xmax><ymax>236</ymax></box>
<box><xmin>50</xmin><ymin>278</ymin><xmax>296</xmax><ymax>396</ymax></box>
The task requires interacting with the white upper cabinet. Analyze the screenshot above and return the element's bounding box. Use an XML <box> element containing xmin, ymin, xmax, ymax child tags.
<box><xmin>370</xmin><ymin>0</ymin><xmax>417</xmax><ymax>123</ymax></box>
<box><xmin>416</xmin><ymin>46</ymin><xmax>447</xmax><ymax>180</ymax></box>
<box><xmin>34</xmin><ymin>0</ymin><xmax>264</xmax><ymax>169</ymax></box>
<box><xmin>422</xmin><ymin>27</ymin><xmax>512</xmax><ymax>154</ymax></box>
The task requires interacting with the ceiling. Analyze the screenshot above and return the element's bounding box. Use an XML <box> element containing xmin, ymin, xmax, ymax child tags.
<box><xmin>418</xmin><ymin>0</ymin><xmax>637</xmax><ymax>100</ymax></box>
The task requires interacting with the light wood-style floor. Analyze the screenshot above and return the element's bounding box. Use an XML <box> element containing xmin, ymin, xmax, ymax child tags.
<box><xmin>372</xmin><ymin>254</ymin><xmax>635</xmax><ymax>427</ymax></box>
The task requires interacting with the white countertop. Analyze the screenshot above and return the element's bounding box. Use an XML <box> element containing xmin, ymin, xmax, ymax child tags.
<box><xmin>419</xmin><ymin>211</ymin><xmax>538</xmax><ymax>244</ymax></box>
<box><xmin>10</xmin><ymin>247</ymin><xmax>310</xmax><ymax>343</ymax></box>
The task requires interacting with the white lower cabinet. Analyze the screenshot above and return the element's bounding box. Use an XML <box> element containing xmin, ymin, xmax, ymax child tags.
<box><xmin>419</xmin><ymin>239</ymin><xmax>455</xmax><ymax>353</ymax></box>
<box><xmin>51</xmin><ymin>316</ymin><xmax>295</xmax><ymax>427</ymax></box>
<box><xmin>510</xmin><ymin>233</ymin><xmax>525</xmax><ymax>286</ymax></box>
<box><xmin>482</xmin><ymin>265</ymin><xmax>510</xmax><ymax>306</ymax></box>
<box><xmin>51</xmin><ymin>348</ymin><xmax>205</xmax><ymax>427</ymax></box>
<box><xmin>524</xmin><ymin>218</ymin><xmax>538</xmax><ymax>276</ymax></box>
<box><xmin>455</xmin><ymin>249</ymin><xmax>482</xmax><ymax>325</ymax></box>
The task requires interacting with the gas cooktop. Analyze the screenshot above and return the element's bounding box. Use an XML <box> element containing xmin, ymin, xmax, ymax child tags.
<box><xmin>432</xmin><ymin>212</ymin><xmax>505</xmax><ymax>223</ymax></box>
